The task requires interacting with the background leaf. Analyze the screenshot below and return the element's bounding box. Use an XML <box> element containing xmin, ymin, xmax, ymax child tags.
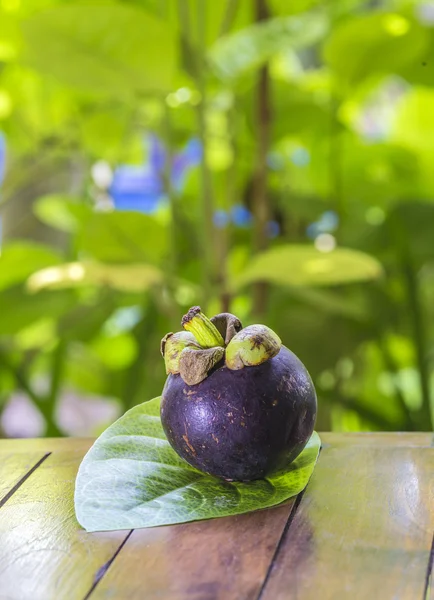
<box><xmin>1</xmin><ymin>0</ymin><xmax>433</xmax><ymax>439</ymax></box>
<box><xmin>77</xmin><ymin>212</ymin><xmax>168</xmax><ymax>264</ymax></box>
<box><xmin>27</xmin><ymin>261</ymin><xmax>164</xmax><ymax>292</ymax></box>
<box><xmin>21</xmin><ymin>4</ymin><xmax>177</xmax><ymax>95</ymax></box>
<box><xmin>209</xmin><ymin>12</ymin><xmax>328</xmax><ymax>80</ymax></box>
<box><xmin>33</xmin><ymin>195</ymin><xmax>92</xmax><ymax>233</ymax></box>
<box><xmin>0</xmin><ymin>241</ymin><xmax>62</xmax><ymax>291</ymax></box>
<box><xmin>232</xmin><ymin>245</ymin><xmax>383</xmax><ymax>289</ymax></box>
<box><xmin>323</xmin><ymin>13</ymin><xmax>428</xmax><ymax>83</ymax></box>
<box><xmin>0</xmin><ymin>287</ymin><xmax>77</xmax><ymax>335</ymax></box>
<box><xmin>74</xmin><ymin>397</ymin><xmax>321</xmax><ymax>531</ymax></box>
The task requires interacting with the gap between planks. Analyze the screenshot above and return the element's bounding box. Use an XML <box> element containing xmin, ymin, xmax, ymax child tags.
<box><xmin>423</xmin><ymin>533</ymin><xmax>434</xmax><ymax>600</ymax></box>
<box><xmin>82</xmin><ymin>530</ymin><xmax>134</xmax><ymax>600</ymax></box>
<box><xmin>256</xmin><ymin>488</ymin><xmax>307</xmax><ymax>600</ymax></box>
<box><xmin>79</xmin><ymin>434</ymin><xmax>433</xmax><ymax>600</ymax></box>
<box><xmin>0</xmin><ymin>453</ymin><xmax>51</xmax><ymax>509</ymax></box>
<box><xmin>422</xmin><ymin>434</ymin><xmax>434</xmax><ymax>600</ymax></box>
<box><xmin>255</xmin><ymin>444</ymin><xmax>323</xmax><ymax>600</ymax></box>
<box><xmin>81</xmin><ymin>449</ymin><xmax>321</xmax><ymax>600</ymax></box>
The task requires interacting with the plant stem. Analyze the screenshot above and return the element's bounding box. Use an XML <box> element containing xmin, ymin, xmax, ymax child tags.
<box><xmin>252</xmin><ymin>0</ymin><xmax>271</xmax><ymax>317</ymax></box>
<box><xmin>217</xmin><ymin>96</ymin><xmax>238</xmax><ymax>314</ymax></box>
<box><xmin>402</xmin><ymin>258</ymin><xmax>433</xmax><ymax>430</ymax></box>
<box><xmin>45</xmin><ymin>340</ymin><xmax>66</xmax><ymax>437</ymax></box>
<box><xmin>161</xmin><ymin>101</ymin><xmax>179</xmax><ymax>312</ymax></box>
<box><xmin>219</xmin><ymin>0</ymin><xmax>240</xmax><ymax>37</ymax></box>
<box><xmin>217</xmin><ymin>4</ymin><xmax>240</xmax><ymax>313</ymax></box>
<box><xmin>122</xmin><ymin>294</ymin><xmax>158</xmax><ymax>409</ymax></box>
<box><xmin>329</xmin><ymin>94</ymin><xmax>344</xmax><ymax>220</ymax></box>
<box><xmin>0</xmin><ymin>350</ymin><xmax>62</xmax><ymax>437</ymax></box>
<box><xmin>378</xmin><ymin>337</ymin><xmax>415</xmax><ymax>430</ymax></box>
<box><xmin>196</xmin><ymin>2</ymin><xmax>216</xmax><ymax>309</ymax></box>
<box><xmin>178</xmin><ymin>0</ymin><xmax>215</xmax><ymax>309</ymax></box>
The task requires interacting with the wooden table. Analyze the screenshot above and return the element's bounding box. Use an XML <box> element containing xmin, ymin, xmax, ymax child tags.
<box><xmin>0</xmin><ymin>433</ymin><xmax>432</xmax><ymax>600</ymax></box>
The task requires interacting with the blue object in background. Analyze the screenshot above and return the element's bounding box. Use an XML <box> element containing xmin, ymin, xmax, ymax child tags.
<box><xmin>213</xmin><ymin>203</ymin><xmax>279</xmax><ymax>238</ymax></box>
<box><xmin>172</xmin><ymin>139</ymin><xmax>202</xmax><ymax>191</ymax></box>
<box><xmin>306</xmin><ymin>210</ymin><xmax>339</xmax><ymax>239</ymax></box>
<box><xmin>147</xmin><ymin>133</ymin><xmax>166</xmax><ymax>173</ymax></box>
<box><xmin>109</xmin><ymin>166</ymin><xmax>163</xmax><ymax>213</ymax></box>
<box><xmin>267</xmin><ymin>151</ymin><xmax>285</xmax><ymax>171</ymax></box>
<box><xmin>213</xmin><ymin>209</ymin><xmax>230</xmax><ymax>229</ymax></box>
<box><xmin>110</xmin><ymin>135</ymin><xmax>201</xmax><ymax>213</ymax></box>
<box><xmin>267</xmin><ymin>220</ymin><xmax>280</xmax><ymax>239</ymax></box>
<box><xmin>231</xmin><ymin>204</ymin><xmax>253</xmax><ymax>228</ymax></box>
<box><xmin>290</xmin><ymin>146</ymin><xmax>310</xmax><ymax>167</ymax></box>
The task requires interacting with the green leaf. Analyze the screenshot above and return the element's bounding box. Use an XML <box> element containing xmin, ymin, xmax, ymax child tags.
<box><xmin>75</xmin><ymin>397</ymin><xmax>321</xmax><ymax>531</ymax></box>
<box><xmin>90</xmin><ymin>333</ymin><xmax>138</xmax><ymax>371</ymax></box>
<box><xmin>77</xmin><ymin>212</ymin><xmax>168</xmax><ymax>264</ymax></box>
<box><xmin>21</xmin><ymin>5</ymin><xmax>177</xmax><ymax>95</ymax></box>
<box><xmin>273</xmin><ymin>97</ymin><xmax>330</xmax><ymax>140</ymax></box>
<box><xmin>0</xmin><ymin>241</ymin><xmax>62</xmax><ymax>291</ymax></box>
<box><xmin>323</xmin><ymin>13</ymin><xmax>428</xmax><ymax>83</ymax></box>
<box><xmin>209</xmin><ymin>12</ymin><xmax>328</xmax><ymax>80</ymax></box>
<box><xmin>0</xmin><ymin>287</ymin><xmax>77</xmax><ymax>335</ymax></box>
<box><xmin>33</xmin><ymin>195</ymin><xmax>92</xmax><ymax>233</ymax></box>
<box><xmin>27</xmin><ymin>261</ymin><xmax>163</xmax><ymax>293</ymax></box>
<box><xmin>392</xmin><ymin>87</ymin><xmax>434</xmax><ymax>152</ymax></box>
<box><xmin>270</xmin><ymin>0</ymin><xmax>363</xmax><ymax>16</ymax></box>
<box><xmin>397</xmin><ymin>32</ymin><xmax>434</xmax><ymax>87</ymax></box>
<box><xmin>79</xmin><ymin>110</ymin><xmax>130</xmax><ymax>160</ymax></box>
<box><xmin>371</xmin><ymin>201</ymin><xmax>434</xmax><ymax>264</ymax></box>
<box><xmin>0</xmin><ymin>10</ymin><xmax>20</xmax><ymax>62</ymax></box>
<box><xmin>231</xmin><ymin>245</ymin><xmax>383</xmax><ymax>289</ymax></box>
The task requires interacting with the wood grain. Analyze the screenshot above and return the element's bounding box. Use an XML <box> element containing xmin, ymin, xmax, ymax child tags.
<box><xmin>0</xmin><ymin>434</ymin><xmax>432</xmax><ymax>600</ymax></box>
<box><xmin>90</xmin><ymin>502</ymin><xmax>295</xmax><ymax>600</ymax></box>
<box><xmin>0</xmin><ymin>437</ymin><xmax>94</xmax><ymax>453</ymax></box>
<box><xmin>425</xmin><ymin>534</ymin><xmax>434</xmax><ymax>600</ymax></box>
<box><xmin>261</xmin><ymin>437</ymin><xmax>434</xmax><ymax>600</ymax></box>
<box><xmin>0</xmin><ymin>439</ymin><xmax>128</xmax><ymax>600</ymax></box>
<box><xmin>0</xmin><ymin>450</ymin><xmax>47</xmax><ymax>505</ymax></box>
<box><xmin>320</xmin><ymin>432</ymin><xmax>433</xmax><ymax>447</ymax></box>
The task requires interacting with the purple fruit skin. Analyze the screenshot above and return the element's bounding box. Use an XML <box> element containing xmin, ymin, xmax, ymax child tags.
<box><xmin>160</xmin><ymin>346</ymin><xmax>317</xmax><ymax>481</ymax></box>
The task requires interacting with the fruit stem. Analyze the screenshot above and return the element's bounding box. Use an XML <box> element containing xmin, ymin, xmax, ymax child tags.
<box><xmin>182</xmin><ymin>306</ymin><xmax>225</xmax><ymax>348</ymax></box>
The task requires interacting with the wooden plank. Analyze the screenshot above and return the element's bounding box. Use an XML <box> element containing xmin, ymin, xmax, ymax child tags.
<box><xmin>90</xmin><ymin>502</ymin><xmax>295</xmax><ymax>600</ymax></box>
<box><xmin>425</xmin><ymin>535</ymin><xmax>434</xmax><ymax>600</ymax></box>
<box><xmin>0</xmin><ymin>439</ymin><xmax>129</xmax><ymax>600</ymax></box>
<box><xmin>0</xmin><ymin>437</ymin><xmax>95</xmax><ymax>454</ymax></box>
<box><xmin>321</xmin><ymin>432</ymin><xmax>433</xmax><ymax>448</ymax></box>
<box><xmin>0</xmin><ymin>432</ymin><xmax>430</xmax><ymax>455</ymax></box>
<box><xmin>0</xmin><ymin>433</ymin><xmax>430</xmax><ymax>454</ymax></box>
<box><xmin>261</xmin><ymin>440</ymin><xmax>434</xmax><ymax>600</ymax></box>
<box><xmin>0</xmin><ymin>450</ymin><xmax>47</xmax><ymax>505</ymax></box>
<box><xmin>0</xmin><ymin>434</ymin><xmax>430</xmax><ymax>599</ymax></box>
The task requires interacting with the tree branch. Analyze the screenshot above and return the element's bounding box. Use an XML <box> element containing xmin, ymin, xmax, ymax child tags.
<box><xmin>252</xmin><ymin>0</ymin><xmax>271</xmax><ymax>317</ymax></box>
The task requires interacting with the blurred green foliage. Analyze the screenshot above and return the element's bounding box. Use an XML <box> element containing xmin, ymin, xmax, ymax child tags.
<box><xmin>0</xmin><ymin>0</ymin><xmax>433</xmax><ymax>437</ymax></box>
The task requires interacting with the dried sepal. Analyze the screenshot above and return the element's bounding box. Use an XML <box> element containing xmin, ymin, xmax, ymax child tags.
<box><xmin>162</xmin><ymin>331</ymin><xmax>201</xmax><ymax>375</ymax></box>
<box><xmin>210</xmin><ymin>312</ymin><xmax>243</xmax><ymax>345</ymax></box>
<box><xmin>179</xmin><ymin>347</ymin><xmax>225</xmax><ymax>385</ymax></box>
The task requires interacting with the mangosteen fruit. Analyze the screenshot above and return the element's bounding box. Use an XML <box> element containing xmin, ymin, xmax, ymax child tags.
<box><xmin>160</xmin><ymin>306</ymin><xmax>317</xmax><ymax>482</ymax></box>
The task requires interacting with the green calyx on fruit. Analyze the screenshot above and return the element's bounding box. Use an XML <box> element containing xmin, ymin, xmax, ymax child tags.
<box><xmin>161</xmin><ymin>331</ymin><xmax>201</xmax><ymax>375</ymax></box>
<box><xmin>182</xmin><ymin>306</ymin><xmax>224</xmax><ymax>348</ymax></box>
<box><xmin>160</xmin><ymin>306</ymin><xmax>282</xmax><ymax>385</ymax></box>
<box><xmin>225</xmin><ymin>325</ymin><xmax>282</xmax><ymax>370</ymax></box>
